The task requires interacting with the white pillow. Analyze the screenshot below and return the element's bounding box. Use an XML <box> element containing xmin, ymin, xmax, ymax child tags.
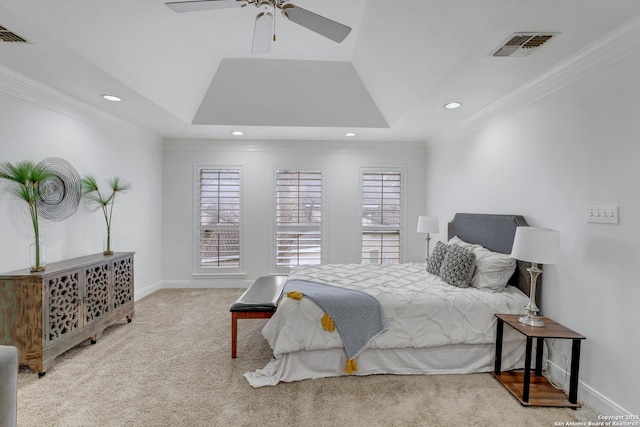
<box><xmin>470</xmin><ymin>245</ymin><xmax>516</xmax><ymax>292</ymax></box>
<box><xmin>448</xmin><ymin>236</ymin><xmax>480</xmax><ymax>251</ymax></box>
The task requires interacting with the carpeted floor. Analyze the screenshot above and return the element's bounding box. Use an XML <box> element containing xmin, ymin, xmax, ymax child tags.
<box><xmin>17</xmin><ymin>288</ymin><xmax>598</xmax><ymax>426</ymax></box>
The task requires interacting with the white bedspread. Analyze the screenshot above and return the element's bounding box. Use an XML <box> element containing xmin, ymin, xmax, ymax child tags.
<box><xmin>263</xmin><ymin>263</ymin><xmax>529</xmax><ymax>358</ymax></box>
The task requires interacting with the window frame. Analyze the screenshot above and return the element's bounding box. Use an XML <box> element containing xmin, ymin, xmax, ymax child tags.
<box><xmin>193</xmin><ymin>165</ymin><xmax>244</xmax><ymax>276</ymax></box>
<box><xmin>272</xmin><ymin>168</ymin><xmax>324</xmax><ymax>273</ymax></box>
<box><xmin>360</xmin><ymin>167</ymin><xmax>406</xmax><ymax>265</ymax></box>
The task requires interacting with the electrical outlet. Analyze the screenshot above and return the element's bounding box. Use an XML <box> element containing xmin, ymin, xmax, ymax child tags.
<box><xmin>142</xmin><ymin>273</ymin><xmax>147</xmax><ymax>284</ymax></box>
<box><xmin>588</xmin><ymin>205</ymin><xmax>619</xmax><ymax>224</ymax></box>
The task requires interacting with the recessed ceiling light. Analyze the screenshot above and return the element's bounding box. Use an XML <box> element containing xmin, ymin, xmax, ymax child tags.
<box><xmin>100</xmin><ymin>94</ymin><xmax>122</xmax><ymax>102</ymax></box>
<box><xmin>444</xmin><ymin>102</ymin><xmax>462</xmax><ymax>109</ymax></box>
<box><xmin>231</xmin><ymin>131</ymin><xmax>244</xmax><ymax>136</ymax></box>
<box><xmin>345</xmin><ymin>132</ymin><xmax>356</xmax><ymax>137</ymax></box>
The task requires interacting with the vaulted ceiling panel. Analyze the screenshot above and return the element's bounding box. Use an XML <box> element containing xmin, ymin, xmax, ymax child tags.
<box><xmin>2</xmin><ymin>0</ymin><xmax>640</xmax><ymax>143</ymax></box>
<box><xmin>193</xmin><ymin>58</ymin><xmax>387</xmax><ymax>127</ymax></box>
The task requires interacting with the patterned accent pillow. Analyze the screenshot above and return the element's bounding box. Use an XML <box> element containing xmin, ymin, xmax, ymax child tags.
<box><xmin>439</xmin><ymin>244</ymin><xmax>476</xmax><ymax>288</ymax></box>
<box><xmin>426</xmin><ymin>241</ymin><xmax>449</xmax><ymax>275</ymax></box>
<box><xmin>496</xmin><ymin>262</ymin><xmax>517</xmax><ymax>291</ymax></box>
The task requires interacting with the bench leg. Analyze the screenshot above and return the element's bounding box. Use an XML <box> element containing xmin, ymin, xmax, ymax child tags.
<box><xmin>231</xmin><ymin>312</ymin><xmax>238</xmax><ymax>359</ymax></box>
<box><xmin>230</xmin><ymin>311</ymin><xmax>275</xmax><ymax>359</ymax></box>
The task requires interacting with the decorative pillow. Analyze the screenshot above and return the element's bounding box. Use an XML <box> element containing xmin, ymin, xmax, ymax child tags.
<box><xmin>470</xmin><ymin>246</ymin><xmax>517</xmax><ymax>292</ymax></box>
<box><xmin>439</xmin><ymin>244</ymin><xmax>476</xmax><ymax>288</ymax></box>
<box><xmin>426</xmin><ymin>241</ymin><xmax>449</xmax><ymax>275</ymax></box>
<box><xmin>448</xmin><ymin>236</ymin><xmax>480</xmax><ymax>252</ymax></box>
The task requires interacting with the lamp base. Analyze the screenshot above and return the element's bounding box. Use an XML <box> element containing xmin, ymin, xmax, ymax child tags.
<box><xmin>519</xmin><ymin>263</ymin><xmax>545</xmax><ymax>327</ymax></box>
<box><xmin>518</xmin><ymin>314</ymin><xmax>545</xmax><ymax>327</ymax></box>
<box><xmin>424</xmin><ymin>234</ymin><xmax>431</xmax><ymax>262</ymax></box>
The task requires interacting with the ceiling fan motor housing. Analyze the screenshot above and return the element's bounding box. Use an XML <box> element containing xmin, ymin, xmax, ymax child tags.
<box><xmin>258</xmin><ymin>0</ymin><xmax>275</xmax><ymax>12</ymax></box>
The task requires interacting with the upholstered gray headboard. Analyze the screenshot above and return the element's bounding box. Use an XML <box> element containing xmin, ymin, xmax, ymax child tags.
<box><xmin>447</xmin><ymin>213</ymin><xmax>540</xmax><ymax>309</ymax></box>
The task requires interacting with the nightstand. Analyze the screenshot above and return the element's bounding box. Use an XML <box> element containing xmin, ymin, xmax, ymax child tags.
<box><xmin>492</xmin><ymin>313</ymin><xmax>586</xmax><ymax>408</ymax></box>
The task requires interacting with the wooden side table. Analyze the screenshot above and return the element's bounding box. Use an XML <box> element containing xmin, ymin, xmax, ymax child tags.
<box><xmin>493</xmin><ymin>313</ymin><xmax>586</xmax><ymax>408</ymax></box>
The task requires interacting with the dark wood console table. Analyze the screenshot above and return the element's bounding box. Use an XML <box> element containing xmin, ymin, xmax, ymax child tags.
<box><xmin>493</xmin><ymin>313</ymin><xmax>585</xmax><ymax>408</ymax></box>
<box><xmin>0</xmin><ymin>252</ymin><xmax>134</xmax><ymax>376</ymax></box>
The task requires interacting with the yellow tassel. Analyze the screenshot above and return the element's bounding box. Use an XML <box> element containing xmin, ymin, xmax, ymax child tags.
<box><xmin>344</xmin><ymin>358</ymin><xmax>358</xmax><ymax>375</ymax></box>
<box><xmin>321</xmin><ymin>313</ymin><xmax>335</xmax><ymax>332</ymax></box>
<box><xmin>286</xmin><ymin>291</ymin><xmax>304</xmax><ymax>300</ymax></box>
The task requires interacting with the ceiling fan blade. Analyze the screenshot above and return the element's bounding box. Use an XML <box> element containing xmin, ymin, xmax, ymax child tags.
<box><xmin>165</xmin><ymin>0</ymin><xmax>246</xmax><ymax>13</ymax></box>
<box><xmin>281</xmin><ymin>4</ymin><xmax>351</xmax><ymax>43</ymax></box>
<box><xmin>252</xmin><ymin>12</ymin><xmax>273</xmax><ymax>54</ymax></box>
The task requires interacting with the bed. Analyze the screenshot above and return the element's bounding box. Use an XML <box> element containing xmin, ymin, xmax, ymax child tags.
<box><xmin>245</xmin><ymin>213</ymin><xmax>538</xmax><ymax>387</ymax></box>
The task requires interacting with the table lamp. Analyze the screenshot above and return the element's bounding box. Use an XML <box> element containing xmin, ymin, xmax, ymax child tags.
<box><xmin>510</xmin><ymin>226</ymin><xmax>560</xmax><ymax>327</ymax></box>
<box><xmin>417</xmin><ymin>216</ymin><xmax>439</xmax><ymax>261</ymax></box>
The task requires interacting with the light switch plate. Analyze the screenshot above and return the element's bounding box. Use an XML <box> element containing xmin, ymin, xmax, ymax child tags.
<box><xmin>588</xmin><ymin>205</ymin><xmax>619</xmax><ymax>224</ymax></box>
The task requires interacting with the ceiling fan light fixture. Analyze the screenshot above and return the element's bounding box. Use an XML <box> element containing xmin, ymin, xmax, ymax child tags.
<box><xmin>444</xmin><ymin>102</ymin><xmax>461</xmax><ymax>109</ymax></box>
<box><xmin>258</xmin><ymin>0</ymin><xmax>274</xmax><ymax>12</ymax></box>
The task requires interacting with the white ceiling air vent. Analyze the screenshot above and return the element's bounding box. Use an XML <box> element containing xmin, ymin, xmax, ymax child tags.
<box><xmin>493</xmin><ymin>32</ymin><xmax>557</xmax><ymax>57</ymax></box>
<box><xmin>0</xmin><ymin>25</ymin><xmax>28</xmax><ymax>43</ymax></box>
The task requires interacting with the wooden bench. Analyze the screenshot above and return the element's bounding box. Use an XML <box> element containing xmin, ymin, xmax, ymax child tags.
<box><xmin>230</xmin><ymin>275</ymin><xmax>287</xmax><ymax>358</ymax></box>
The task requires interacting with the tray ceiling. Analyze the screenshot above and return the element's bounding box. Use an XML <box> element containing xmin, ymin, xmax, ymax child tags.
<box><xmin>2</xmin><ymin>0</ymin><xmax>640</xmax><ymax>144</ymax></box>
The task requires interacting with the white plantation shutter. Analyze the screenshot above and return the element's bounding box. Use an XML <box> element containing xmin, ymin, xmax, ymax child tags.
<box><xmin>362</xmin><ymin>171</ymin><xmax>402</xmax><ymax>264</ymax></box>
<box><xmin>198</xmin><ymin>168</ymin><xmax>241</xmax><ymax>271</ymax></box>
<box><xmin>276</xmin><ymin>170</ymin><xmax>322</xmax><ymax>267</ymax></box>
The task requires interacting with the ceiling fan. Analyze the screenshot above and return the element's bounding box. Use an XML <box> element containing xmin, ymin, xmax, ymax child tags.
<box><xmin>165</xmin><ymin>0</ymin><xmax>352</xmax><ymax>54</ymax></box>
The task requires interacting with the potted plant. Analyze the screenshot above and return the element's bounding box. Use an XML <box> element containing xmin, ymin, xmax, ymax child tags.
<box><xmin>81</xmin><ymin>175</ymin><xmax>131</xmax><ymax>255</ymax></box>
<box><xmin>0</xmin><ymin>160</ymin><xmax>55</xmax><ymax>272</ymax></box>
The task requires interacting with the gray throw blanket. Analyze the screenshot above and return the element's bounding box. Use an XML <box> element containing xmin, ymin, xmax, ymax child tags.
<box><xmin>282</xmin><ymin>279</ymin><xmax>389</xmax><ymax>359</ymax></box>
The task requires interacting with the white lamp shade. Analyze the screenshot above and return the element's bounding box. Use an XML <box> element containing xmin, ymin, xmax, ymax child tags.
<box><xmin>417</xmin><ymin>216</ymin><xmax>439</xmax><ymax>233</ymax></box>
<box><xmin>510</xmin><ymin>227</ymin><xmax>560</xmax><ymax>264</ymax></box>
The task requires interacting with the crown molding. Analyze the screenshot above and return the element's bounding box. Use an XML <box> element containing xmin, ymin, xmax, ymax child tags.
<box><xmin>163</xmin><ymin>138</ymin><xmax>427</xmax><ymax>154</ymax></box>
<box><xmin>0</xmin><ymin>64</ymin><xmax>162</xmax><ymax>149</ymax></box>
<box><xmin>429</xmin><ymin>15</ymin><xmax>640</xmax><ymax>149</ymax></box>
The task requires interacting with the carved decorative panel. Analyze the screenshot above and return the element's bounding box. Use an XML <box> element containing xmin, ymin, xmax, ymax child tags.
<box><xmin>1</xmin><ymin>252</ymin><xmax>134</xmax><ymax>375</ymax></box>
<box><xmin>85</xmin><ymin>263</ymin><xmax>110</xmax><ymax>324</ymax></box>
<box><xmin>47</xmin><ymin>273</ymin><xmax>80</xmax><ymax>342</ymax></box>
<box><xmin>113</xmin><ymin>257</ymin><xmax>133</xmax><ymax>309</ymax></box>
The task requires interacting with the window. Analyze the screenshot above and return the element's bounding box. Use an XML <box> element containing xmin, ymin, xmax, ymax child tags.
<box><xmin>361</xmin><ymin>170</ymin><xmax>402</xmax><ymax>264</ymax></box>
<box><xmin>275</xmin><ymin>170</ymin><xmax>322</xmax><ymax>268</ymax></box>
<box><xmin>197</xmin><ymin>167</ymin><xmax>241</xmax><ymax>272</ymax></box>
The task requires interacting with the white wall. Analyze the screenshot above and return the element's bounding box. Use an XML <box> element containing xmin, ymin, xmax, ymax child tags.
<box><xmin>0</xmin><ymin>92</ymin><xmax>163</xmax><ymax>299</ymax></box>
<box><xmin>162</xmin><ymin>140</ymin><xmax>427</xmax><ymax>287</ymax></box>
<box><xmin>425</xmin><ymin>50</ymin><xmax>640</xmax><ymax>415</ymax></box>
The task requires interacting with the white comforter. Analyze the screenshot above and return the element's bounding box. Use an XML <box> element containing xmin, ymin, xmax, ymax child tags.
<box><xmin>263</xmin><ymin>263</ymin><xmax>530</xmax><ymax>358</ymax></box>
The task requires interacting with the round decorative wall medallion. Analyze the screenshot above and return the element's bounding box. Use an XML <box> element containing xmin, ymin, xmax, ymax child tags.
<box><xmin>37</xmin><ymin>157</ymin><xmax>81</xmax><ymax>221</ymax></box>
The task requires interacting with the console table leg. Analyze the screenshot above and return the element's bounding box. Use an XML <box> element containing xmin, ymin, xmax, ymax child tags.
<box><xmin>569</xmin><ymin>339</ymin><xmax>582</xmax><ymax>404</ymax></box>
<box><xmin>535</xmin><ymin>337</ymin><xmax>544</xmax><ymax>376</ymax></box>
<box><xmin>523</xmin><ymin>337</ymin><xmax>533</xmax><ymax>403</ymax></box>
<box><xmin>495</xmin><ymin>319</ymin><xmax>504</xmax><ymax>374</ymax></box>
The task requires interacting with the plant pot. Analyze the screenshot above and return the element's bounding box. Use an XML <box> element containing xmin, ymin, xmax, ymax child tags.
<box><xmin>30</xmin><ymin>239</ymin><xmax>46</xmax><ymax>272</ymax></box>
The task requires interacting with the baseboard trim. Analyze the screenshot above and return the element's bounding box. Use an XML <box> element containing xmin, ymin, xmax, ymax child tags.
<box><xmin>134</xmin><ymin>281</ymin><xmax>162</xmax><ymax>301</ymax></box>
<box><xmin>161</xmin><ymin>279</ymin><xmax>252</xmax><ymax>289</ymax></box>
<box><xmin>546</xmin><ymin>360</ymin><xmax>633</xmax><ymax>416</ymax></box>
<box><xmin>134</xmin><ymin>279</ymin><xmax>255</xmax><ymax>301</ymax></box>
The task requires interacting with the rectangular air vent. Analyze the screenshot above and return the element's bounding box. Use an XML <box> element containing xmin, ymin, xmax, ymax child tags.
<box><xmin>0</xmin><ymin>25</ymin><xmax>28</xmax><ymax>43</ymax></box>
<box><xmin>493</xmin><ymin>32</ymin><xmax>557</xmax><ymax>57</ymax></box>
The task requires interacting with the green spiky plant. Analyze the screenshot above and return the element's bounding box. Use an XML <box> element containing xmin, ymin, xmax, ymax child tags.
<box><xmin>0</xmin><ymin>160</ymin><xmax>55</xmax><ymax>271</ymax></box>
<box><xmin>81</xmin><ymin>175</ymin><xmax>131</xmax><ymax>255</ymax></box>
